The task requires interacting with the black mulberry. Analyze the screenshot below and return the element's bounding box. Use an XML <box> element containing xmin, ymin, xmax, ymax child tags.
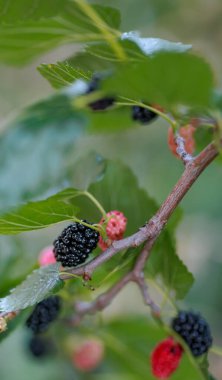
<box><xmin>132</xmin><ymin>105</ymin><xmax>158</xmax><ymax>124</ymax></box>
<box><xmin>26</xmin><ymin>296</ymin><xmax>61</xmax><ymax>334</ymax></box>
<box><xmin>171</xmin><ymin>310</ymin><xmax>213</xmax><ymax>357</ymax></box>
<box><xmin>53</xmin><ymin>221</ymin><xmax>99</xmax><ymax>267</ymax></box>
<box><xmin>28</xmin><ymin>336</ymin><xmax>53</xmax><ymax>358</ymax></box>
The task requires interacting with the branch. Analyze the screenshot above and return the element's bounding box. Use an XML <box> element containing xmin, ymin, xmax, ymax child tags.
<box><xmin>64</xmin><ymin>141</ymin><xmax>218</xmax><ymax>323</ymax></box>
<box><xmin>70</xmin><ymin>240</ymin><xmax>160</xmax><ymax>325</ymax></box>
<box><xmin>60</xmin><ymin>142</ymin><xmax>218</xmax><ymax>280</ymax></box>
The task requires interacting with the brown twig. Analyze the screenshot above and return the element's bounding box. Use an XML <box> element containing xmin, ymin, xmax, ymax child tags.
<box><xmin>61</xmin><ymin>141</ymin><xmax>218</xmax><ymax>281</ymax></box>
<box><xmin>70</xmin><ymin>239</ymin><xmax>160</xmax><ymax>325</ymax></box>
<box><xmin>62</xmin><ymin>141</ymin><xmax>219</xmax><ymax>323</ymax></box>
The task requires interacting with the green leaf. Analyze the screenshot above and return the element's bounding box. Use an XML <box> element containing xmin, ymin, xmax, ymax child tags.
<box><xmin>103</xmin><ymin>52</ymin><xmax>214</xmax><ymax>108</ymax></box>
<box><xmin>71</xmin><ymin>152</ymin><xmax>107</xmax><ymax>191</ymax></box>
<box><xmin>67</xmin><ymin>49</ymin><xmax>117</xmax><ymax>73</ymax></box>
<box><xmin>85</xmin><ymin>39</ymin><xmax>147</xmax><ymax>63</ymax></box>
<box><xmin>0</xmin><ymin>263</ymin><xmax>62</xmax><ymax>312</ymax></box>
<box><xmin>86</xmin><ymin>34</ymin><xmax>191</xmax><ymax>65</ymax></box>
<box><xmin>195</xmin><ymin>126</ymin><xmax>214</xmax><ymax>153</ymax></box>
<box><xmin>38</xmin><ymin>62</ymin><xmax>92</xmax><ymax>89</ymax></box>
<box><xmin>0</xmin><ymin>94</ymin><xmax>86</xmax><ymax>212</ymax></box>
<box><xmin>0</xmin><ymin>188</ymin><xmax>81</xmax><ymax>234</ymax></box>
<box><xmin>0</xmin><ymin>3</ymin><xmax>121</xmax><ymax>64</ymax></box>
<box><xmin>147</xmin><ymin>231</ymin><xmax>194</xmax><ymax>299</ymax></box>
<box><xmin>86</xmin><ymin>107</ymin><xmax>135</xmax><ymax>133</ymax></box>
<box><xmin>0</xmin><ymin>0</ymin><xmax>68</xmax><ymax>23</ymax></box>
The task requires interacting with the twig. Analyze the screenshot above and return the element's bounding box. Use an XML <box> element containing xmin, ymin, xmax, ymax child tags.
<box><xmin>71</xmin><ymin>272</ymin><xmax>133</xmax><ymax>325</ymax></box>
<box><xmin>70</xmin><ymin>239</ymin><xmax>168</xmax><ymax>324</ymax></box>
<box><xmin>60</xmin><ymin>141</ymin><xmax>218</xmax><ymax>281</ymax></box>
<box><xmin>62</xmin><ymin>141</ymin><xmax>219</xmax><ymax>323</ymax></box>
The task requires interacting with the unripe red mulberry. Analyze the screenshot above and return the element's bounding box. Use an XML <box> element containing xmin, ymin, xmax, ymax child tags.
<box><xmin>168</xmin><ymin>125</ymin><xmax>195</xmax><ymax>158</ymax></box>
<box><xmin>38</xmin><ymin>246</ymin><xmax>56</xmax><ymax>267</ymax></box>
<box><xmin>98</xmin><ymin>210</ymin><xmax>127</xmax><ymax>251</ymax></box>
<box><xmin>72</xmin><ymin>339</ymin><xmax>104</xmax><ymax>372</ymax></box>
<box><xmin>151</xmin><ymin>337</ymin><xmax>183</xmax><ymax>379</ymax></box>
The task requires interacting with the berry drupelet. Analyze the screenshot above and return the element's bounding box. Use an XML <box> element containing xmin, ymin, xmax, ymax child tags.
<box><xmin>26</xmin><ymin>296</ymin><xmax>61</xmax><ymax>334</ymax></box>
<box><xmin>132</xmin><ymin>105</ymin><xmax>158</xmax><ymax>124</ymax></box>
<box><xmin>53</xmin><ymin>221</ymin><xmax>99</xmax><ymax>267</ymax></box>
<box><xmin>171</xmin><ymin>310</ymin><xmax>213</xmax><ymax>357</ymax></box>
<box><xmin>86</xmin><ymin>75</ymin><xmax>115</xmax><ymax>111</ymax></box>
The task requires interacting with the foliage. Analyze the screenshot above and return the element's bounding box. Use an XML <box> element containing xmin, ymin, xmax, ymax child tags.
<box><xmin>0</xmin><ymin>1</ymin><xmax>221</xmax><ymax>380</ymax></box>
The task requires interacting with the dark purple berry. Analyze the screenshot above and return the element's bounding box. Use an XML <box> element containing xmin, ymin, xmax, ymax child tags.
<box><xmin>26</xmin><ymin>296</ymin><xmax>61</xmax><ymax>334</ymax></box>
<box><xmin>28</xmin><ymin>335</ymin><xmax>53</xmax><ymax>358</ymax></box>
<box><xmin>53</xmin><ymin>220</ymin><xmax>99</xmax><ymax>267</ymax></box>
<box><xmin>132</xmin><ymin>105</ymin><xmax>158</xmax><ymax>124</ymax></box>
<box><xmin>171</xmin><ymin>310</ymin><xmax>213</xmax><ymax>357</ymax></box>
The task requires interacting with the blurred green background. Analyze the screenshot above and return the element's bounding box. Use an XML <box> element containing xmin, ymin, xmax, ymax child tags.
<box><xmin>0</xmin><ymin>0</ymin><xmax>222</xmax><ymax>379</ymax></box>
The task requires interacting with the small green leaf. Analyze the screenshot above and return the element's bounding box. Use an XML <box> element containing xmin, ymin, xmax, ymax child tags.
<box><xmin>0</xmin><ymin>263</ymin><xmax>62</xmax><ymax>312</ymax></box>
<box><xmin>103</xmin><ymin>52</ymin><xmax>214</xmax><ymax>108</ymax></box>
<box><xmin>0</xmin><ymin>188</ymin><xmax>81</xmax><ymax>234</ymax></box>
<box><xmin>38</xmin><ymin>62</ymin><xmax>92</xmax><ymax>89</ymax></box>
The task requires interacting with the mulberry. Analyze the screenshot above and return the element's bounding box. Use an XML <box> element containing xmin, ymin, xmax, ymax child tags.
<box><xmin>171</xmin><ymin>310</ymin><xmax>213</xmax><ymax>357</ymax></box>
<box><xmin>53</xmin><ymin>221</ymin><xmax>99</xmax><ymax>267</ymax></box>
<box><xmin>26</xmin><ymin>296</ymin><xmax>61</xmax><ymax>334</ymax></box>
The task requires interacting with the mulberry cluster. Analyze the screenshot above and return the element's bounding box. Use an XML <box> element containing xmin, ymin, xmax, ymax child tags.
<box><xmin>172</xmin><ymin>310</ymin><xmax>213</xmax><ymax>357</ymax></box>
<box><xmin>132</xmin><ymin>105</ymin><xmax>158</xmax><ymax>124</ymax></box>
<box><xmin>53</xmin><ymin>221</ymin><xmax>99</xmax><ymax>267</ymax></box>
<box><xmin>86</xmin><ymin>75</ymin><xmax>115</xmax><ymax>111</ymax></box>
<box><xmin>26</xmin><ymin>296</ymin><xmax>61</xmax><ymax>334</ymax></box>
<box><xmin>151</xmin><ymin>337</ymin><xmax>183</xmax><ymax>379</ymax></box>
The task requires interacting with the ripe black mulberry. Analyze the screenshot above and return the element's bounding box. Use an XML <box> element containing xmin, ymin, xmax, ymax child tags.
<box><xmin>132</xmin><ymin>105</ymin><xmax>158</xmax><ymax>124</ymax></box>
<box><xmin>53</xmin><ymin>221</ymin><xmax>99</xmax><ymax>267</ymax></box>
<box><xmin>26</xmin><ymin>296</ymin><xmax>61</xmax><ymax>334</ymax></box>
<box><xmin>172</xmin><ymin>310</ymin><xmax>213</xmax><ymax>357</ymax></box>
